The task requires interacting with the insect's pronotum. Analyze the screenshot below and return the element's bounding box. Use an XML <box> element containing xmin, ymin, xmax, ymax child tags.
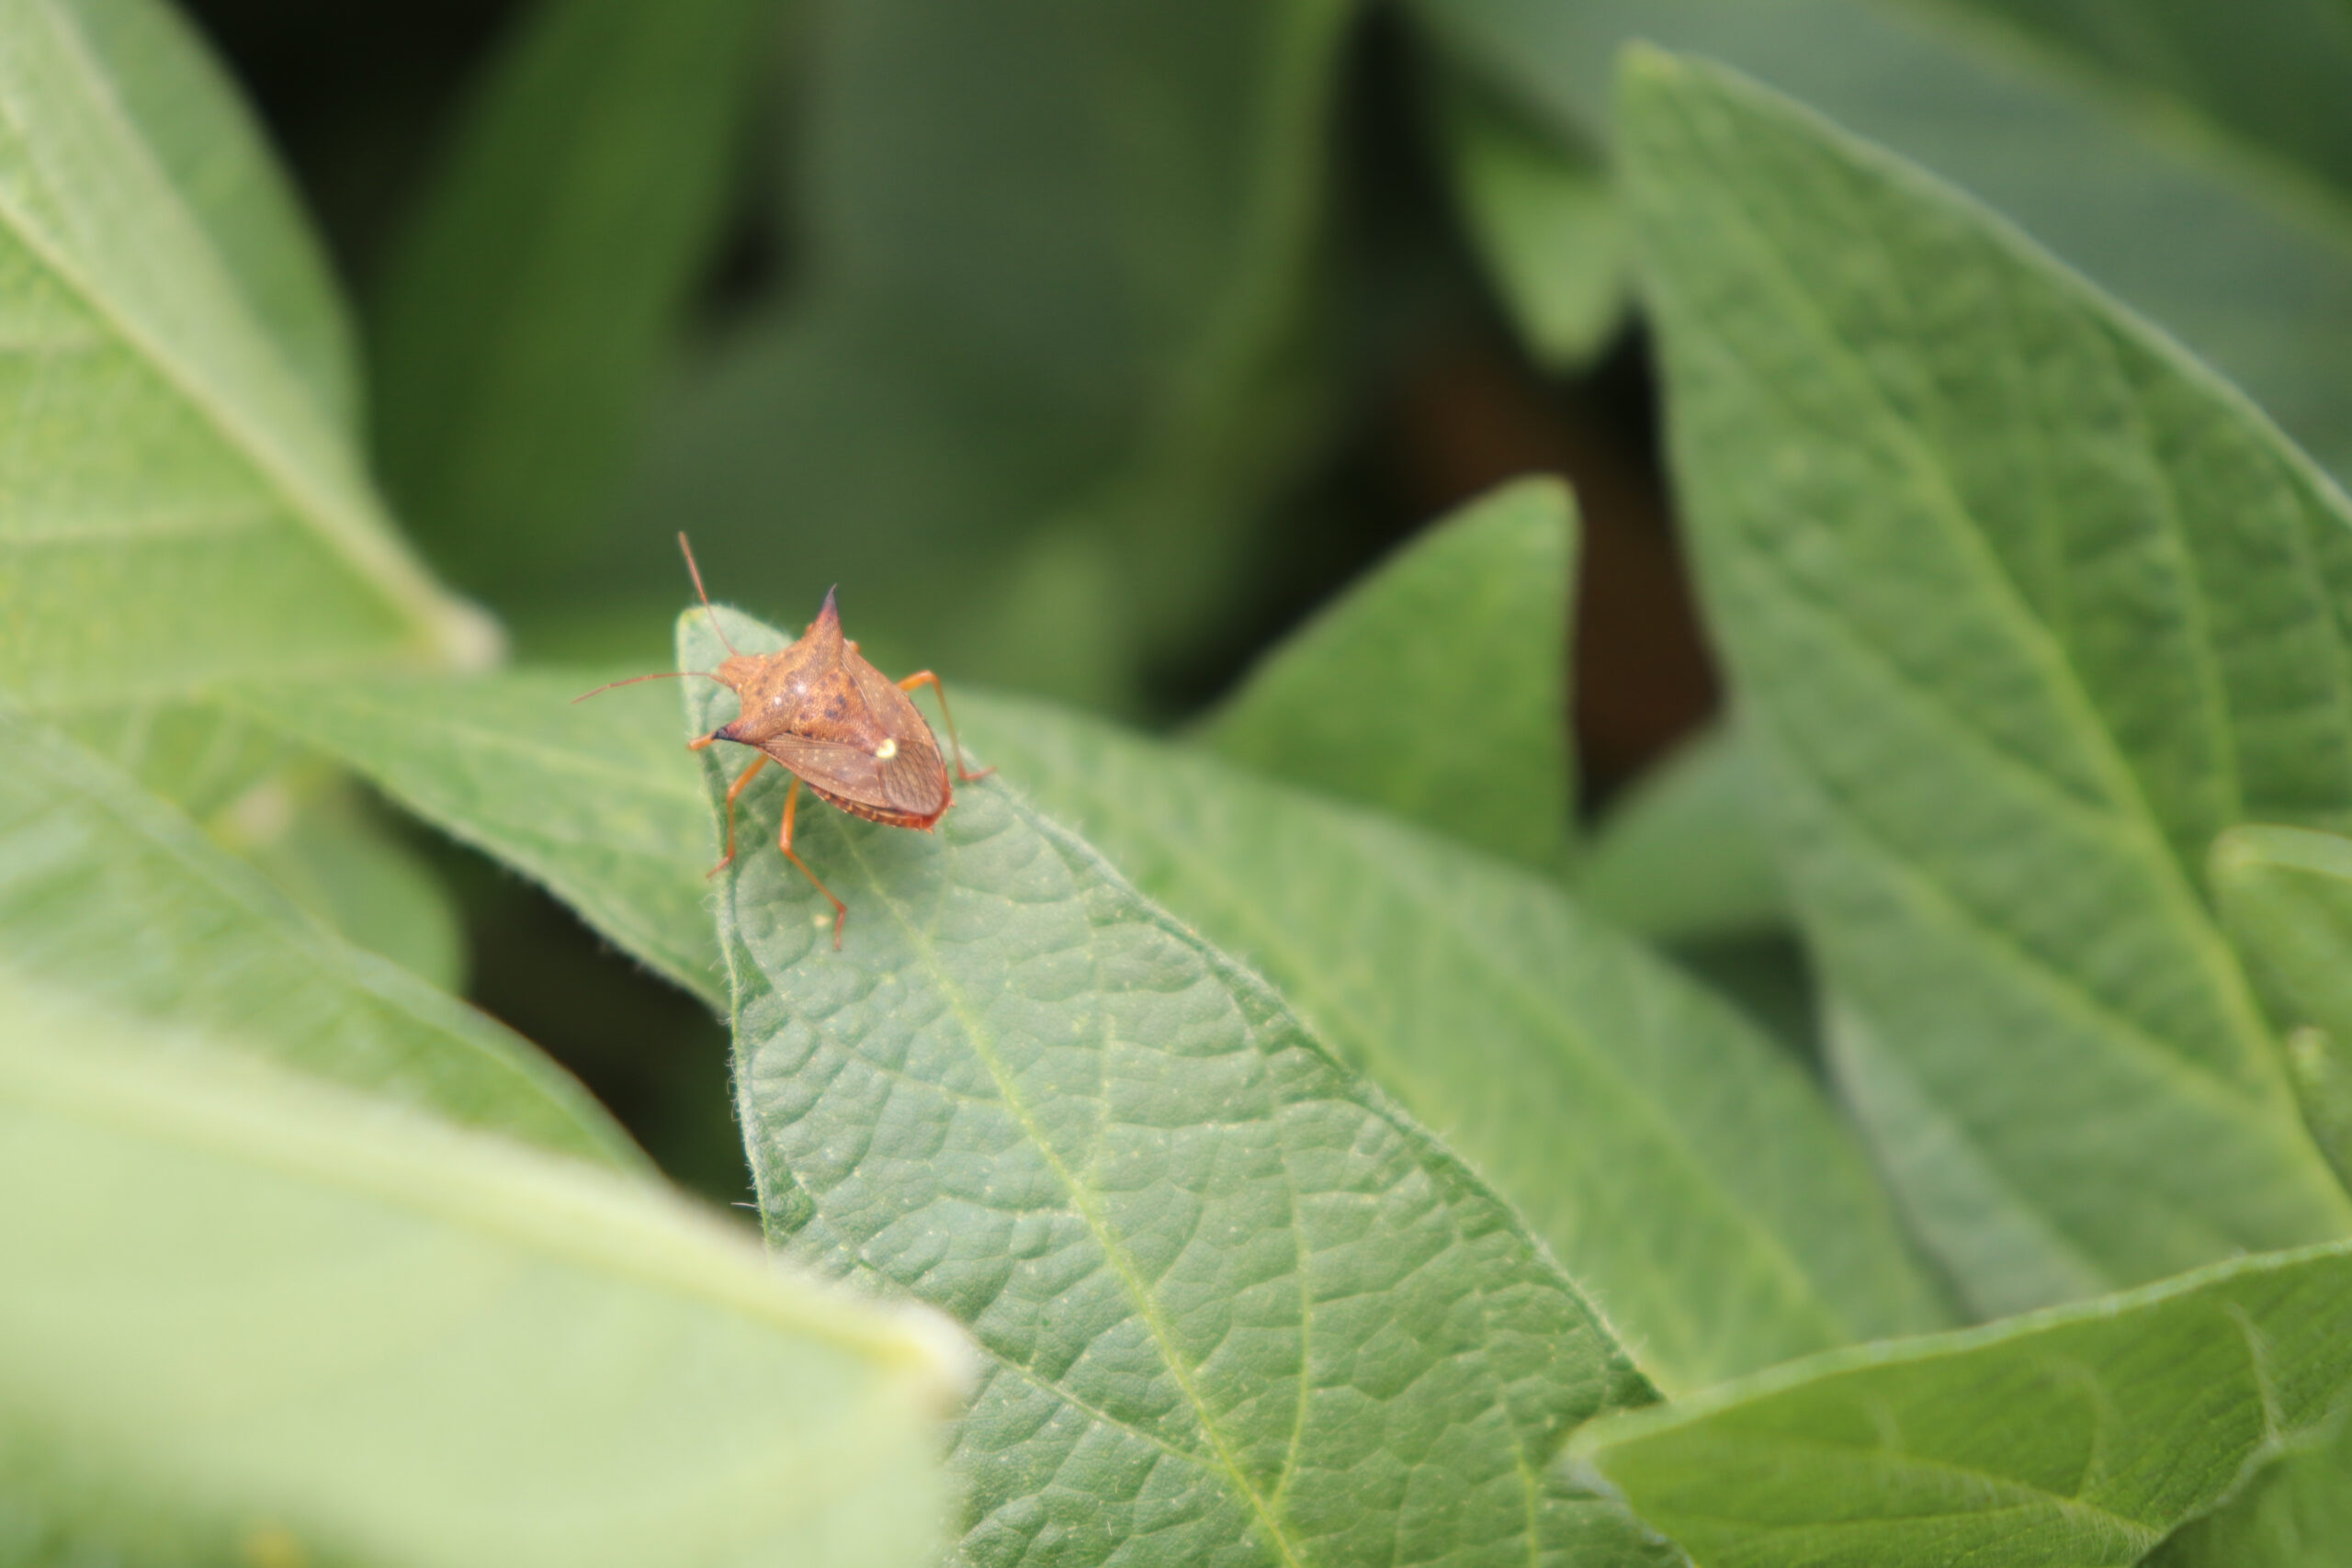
<box><xmin>579</xmin><ymin>535</ymin><xmax>989</xmax><ymax>947</ymax></box>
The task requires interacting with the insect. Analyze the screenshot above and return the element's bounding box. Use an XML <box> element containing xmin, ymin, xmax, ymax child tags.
<box><xmin>579</xmin><ymin>534</ymin><xmax>989</xmax><ymax>947</ymax></box>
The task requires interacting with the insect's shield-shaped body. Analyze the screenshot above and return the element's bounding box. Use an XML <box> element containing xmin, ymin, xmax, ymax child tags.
<box><xmin>707</xmin><ymin>589</ymin><xmax>952</xmax><ymax>829</ymax></box>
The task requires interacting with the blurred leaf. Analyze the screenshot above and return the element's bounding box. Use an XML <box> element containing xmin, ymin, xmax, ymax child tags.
<box><xmin>0</xmin><ymin>972</ymin><xmax>966</xmax><ymax>1568</ymax></box>
<box><xmin>1944</xmin><ymin>0</ymin><xmax>2352</xmax><ymax>202</ymax></box>
<box><xmin>1429</xmin><ymin>70</ymin><xmax>1626</xmax><ymax>369</ymax></box>
<box><xmin>1411</xmin><ymin>0</ymin><xmax>2352</xmax><ymax>483</ymax></box>
<box><xmin>2151</xmin><ymin>1412</ymin><xmax>2352</xmax><ymax>1567</ymax></box>
<box><xmin>0</xmin><ymin>703</ymin><xmax>639</xmax><ymax>1168</ymax></box>
<box><xmin>213</xmin><ymin>777</ymin><xmax>468</xmax><ymax>993</ymax></box>
<box><xmin>0</xmin><ymin>0</ymin><xmax>493</xmax><ymax>705</ymax></box>
<box><xmin>2212</xmin><ymin>826</ymin><xmax>2352</xmax><ymax>1190</ymax></box>
<box><xmin>974</xmin><ymin>690</ymin><xmax>1951</xmax><ymax>1394</ymax></box>
<box><xmin>1621</xmin><ymin>51</ymin><xmax>2352</xmax><ymax>1316</ymax></box>
<box><xmin>231</xmin><ymin>671</ymin><xmax>722</xmax><ymax>1006</ymax></box>
<box><xmin>62</xmin><ymin>0</ymin><xmax>359</xmax><ymax>432</ymax></box>
<box><xmin>603</xmin><ymin>0</ymin><xmax>1356</xmax><ymax>700</ymax></box>
<box><xmin>1571</xmin><ymin>1240</ymin><xmax>2352</xmax><ymax>1568</ymax></box>
<box><xmin>1204</xmin><ymin>477</ymin><xmax>1577</xmax><ymax>870</ymax></box>
<box><xmin>1579</xmin><ymin>722</ymin><xmax>1786</xmax><ymax>944</ymax></box>
<box><xmin>683</xmin><ymin>605</ymin><xmax>1676</xmax><ymax>1568</ymax></box>
<box><xmin>371</xmin><ymin>0</ymin><xmax>785</xmax><ymax>592</ymax></box>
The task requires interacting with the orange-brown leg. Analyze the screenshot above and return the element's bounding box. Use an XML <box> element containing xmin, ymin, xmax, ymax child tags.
<box><xmin>777</xmin><ymin>774</ymin><xmax>850</xmax><ymax>949</ymax></box>
<box><xmin>708</xmin><ymin>753</ymin><xmax>769</xmax><ymax>878</ymax></box>
<box><xmin>897</xmin><ymin>670</ymin><xmax>992</xmax><ymax>782</ymax></box>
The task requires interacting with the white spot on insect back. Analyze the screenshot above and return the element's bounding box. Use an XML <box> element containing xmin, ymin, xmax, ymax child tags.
<box><xmin>874</xmin><ymin>738</ymin><xmax>899</xmax><ymax>761</ymax></box>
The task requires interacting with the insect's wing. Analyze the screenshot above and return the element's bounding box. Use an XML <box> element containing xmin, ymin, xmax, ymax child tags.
<box><xmin>759</xmin><ymin>732</ymin><xmax>949</xmax><ymax>822</ymax></box>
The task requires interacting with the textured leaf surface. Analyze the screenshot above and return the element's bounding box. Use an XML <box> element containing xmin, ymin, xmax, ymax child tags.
<box><xmin>0</xmin><ymin>0</ymin><xmax>490</xmax><ymax>703</ymax></box>
<box><xmin>684</xmin><ymin>607</ymin><xmax>1671</xmax><ymax>1568</ymax></box>
<box><xmin>1430</xmin><ymin>73</ymin><xmax>1625</xmax><ymax>370</ymax></box>
<box><xmin>1577</xmin><ymin>723</ymin><xmax>1785</xmax><ymax>945</ymax></box>
<box><xmin>372</xmin><ymin>0</ymin><xmax>783</xmax><ymax>591</ymax></box>
<box><xmin>0</xmin><ymin>973</ymin><xmax>965</xmax><ymax>1568</ymax></box>
<box><xmin>1572</xmin><ymin>1241</ymin><xmax>2352</xmax><ymax>1568</ymax></box>
<box><xmin>0</xmin><ymin>703</ymin><xmax>639</xmax><ymax>1168</ymax></box>
<box><xmin>2214</xmin><ymin>826</ymin><xmax>2352</xmax><ymax>1056</ymax></box>
<box><xmin>1622</xmin><ymin>51</ymin><xmax>2352</xmax><ymax>1314</ymax></box>
<box><xmin>1412</xmin><ymin>0</ymin><xmax>2352</xmax><ymax>482</ymax></box>
<box><xmin>2150</xmin><ymin>1416</ymin><xmax>2352</xmax><ymax>1567</ymax></box>
<box><xmin>598</xmin><ymin>0</ymin><xmax>1352</xmax><ymax>701</ymax></box>
<box><xmin>978</xmin><ymin>691</ymin><xmax>1947</xmax><ymax>1395</ymax></box>
<box><xmin>1205</xmin><ymin>478</ymin><xmax>1577</xmax><ymax>870</ymax></box>
<box><xmin>232</xmin><ymin>671</ymin><xmax>721</xmax><ymax>1006</ymax></box>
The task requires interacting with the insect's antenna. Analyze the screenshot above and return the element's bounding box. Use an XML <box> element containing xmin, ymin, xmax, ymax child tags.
<box><xmin>676</xmin><ymin>532</ymin><xmax>741</xmax><ymax>658</ymax></box>
<box><xmin>571</xmin><ymin>670</ymin><xmax>727</xmax><ymax>705</ymax></box>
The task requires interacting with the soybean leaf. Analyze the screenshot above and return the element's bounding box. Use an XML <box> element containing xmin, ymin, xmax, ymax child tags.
<box><xmin>0</xmin><ymin>972</ymin><xmax>966</xmax><ymax>1568</ymax></box>
<box><xmin>58</xmin><ymin>0</ymin><xmax>358</xmax><ymax>431</ymax></box>
<box><xmin>1622</xmin><ymin>51</ymin><xmax>2352</xmax><ymax>1313</ymax></box>
<box><xmin>230</xmin><ymin>671</ymin><xmax>722</xmax><ymax>1006</ymax></box>
<box><xmin>2150</xmin><ymin>1415</ymin><xmax>2352</xmax><ymax>1567</ymax></box>
<box><xmin>1410</xmin><ymin>0</ymin><xmax>2352</xmax><ymax>483</ymax></box>
<box><xmin>683</xmin><ymin>606</ymin><xmax>1676</xmax><ymax>1568</ymax></box>
<box><xmin>1204</xmin><ymin>477</ymin><xmax>1577</xmax><ymax>870</ymax></box>
<box><xmin>599</xmin><ymin>0</ymin><xmax>1353</xmax><ymax>700</ymax></box>
<box><xmin>1578</xmin><ymin>722</ymin><xmax>1786</xmax><ymax>945</ymax></box>
<box><xmin>1429</xmin><ymin>70</ymin><xmax>1626</xmax><ymax>370</ymax></box>
<box><xmin>0</xmin><ymin>0</ymin><xmax>492</xmax><ymax>705</ymax></box>
<box><xmin>973</xmin><ymin>689</ymin><xmax>1949</xmax><ymax>1394</ymax></box>
<box><xmin>0</xmin><ymin>703</ymin><xmax>639</xmax><ymax>1168</ymax></box>
<box><xmin>2212</xmin><ymin>825</ymin><xmax>2352</xmax><ymax>1190</ymax></box>
<box><xmin>2214</xmin><ymin>826</ymin><xmax>2352</xmax><ymax>1060</ymax></box>
<box><xmin>213</xmin><ymin>777</ymin><xmax>469</xmax><ymax>993</ymax></box>
<box><xmin>1570</xmin><ymin>1240</ymin><xmax>2352</xmax><ymax>1568</ymax></box>
<box><xmin>371</xmin><ymin>0</ymin><xmax>784</xmax><ymax>592</ymax></box>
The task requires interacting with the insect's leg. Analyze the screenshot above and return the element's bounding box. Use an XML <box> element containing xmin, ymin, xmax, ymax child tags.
<box><xmin>897</xmin><ymin>670</ymin><xmax>994</xmax><ymax>782</ymax></box>
<box><xmin>708</xmin><ymin>753</ymin><xmax>769</xmax><ymax>878</ymax></box>
<box><xmin>777</xmin><ymin>774</ymin><xmax>850</xmax><ymax>949</ymax></box>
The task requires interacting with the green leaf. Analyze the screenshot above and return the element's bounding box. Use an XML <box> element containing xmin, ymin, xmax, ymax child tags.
<box><xmin>2150</xmin><ymin>1415</ymin><xmax>2352</xmax><ymax>1567</ymax></box>
<box><xmin>1620</xmin><ymin>49</ymin><xmax>2352</xmax><ymax>1315</ymax></box>
<box><xmin>0</xmin><ymin>0</ymin><xmax>492</xmax><ymax>704</ymax></box>
<box><xmin>228</xmin><ymin>671</ymin><xmax>722</xmax><ymax>1007</ymax></box>
<box><xmin>1571</xmin><ymin>1240</ymin><xmax>2352</xmax><ymax>1568</ymax></box>
<box><xmin>1409</xmin><ymin>0</ymin><xmax>2352</xmax><ymax>484</ymax></box>
<box><xmin>974</xmin><ymin>689</ymin><xmax>1949</xmax><ymax>1395</ymax></box>
<box><xmin>1204</xmin><ymin>477</ymin><xmax>1577</xmax><ymax>870</ymax></box>
<box><xmin>370</xmin><ymin>0</ymin><xmax>784</xmax><ymax>592</ymax></box>
<box><xmin>0</xmin><ymin>703</ymin><xmax>640</xmax><ymax>1168</ymax></box>
<box><xmin>2212</xmin><ymin>825</ymin><xmax>2352</xmax><ymax>1190</ymax></box>
<box><xmin>0</xmin><ymin>971</ymin><xmax>967</xmax><ymax>1568</ymax></box>
<box><xmin>601</xmin><ymin>0</ymin><xmax>1355</xmax><ymax>699</ymax></box>
<box><xmin>212</xmin><ymin>776</ymin><xmax>469</xmax><ymax>993</ymax></box>
<box><xmin>1577</xmin><ymin>722</ymin><xmax>1786</xmax><ymax>945</ymax></box>
<box><xmin>1427</xmin><ymin>68</ymin><xmax>1626</xmax><ymax>370</ymax></box>
<box><xmin>682</xmin><ymin>605</ymin><xmax>1674</xmax><ymax>1568</ymax></box>
<box><xmin>59</xmin><ymin>0</ymin><xmax>359</xmax><ymax>432</ymax></box>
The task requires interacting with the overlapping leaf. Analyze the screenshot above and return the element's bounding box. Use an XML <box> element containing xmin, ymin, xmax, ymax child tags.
<box><xmin>683</xmin><ymin>606</ymin><xmax>1672</xmax><ymax>1568</ymax></box>
<box><xmin>0</xmin><ymin>0</ymin><xmax>491</xmax><ymax>705</ymax></box>
<box><xmin>976</xmin><ymin>691</ymin><xmax>1946</xmax><ymax>1394</ymax></box>
<box><xmin>0</xmin><ymin>703</ymin><xmax>637</xmax><ymax>1167</ymax></box>
<box><xmin>1573</xmin><ymin>1239</ymin><xmax>2352</xmax><ymax>1568</ymax></box>
<box><xmin>232</xmin><ymin>671</ymin><xmax>721</xmax><ymax>1005</ymax></box>
<box><xmin>1621</xmin><ymin>51</ymin><xmax>2352</xmax><ymax>1315</ymax></box>
<box><xmin>1578</xmin><ymin>723</ymin><xmax>1785</xmax><ymax>945</ymax></box>
<box><xmin>0</xmin><ymin>972</ymin><xmax>964</xmax><ymax>1568</ymax></box>
<box><xmin>1409</xmin><ymin>0</ymin><xmax>2352</xmax><ymax>482</ymax></box>
<box><xmin>1204</xmin><ymin>477</ymin><xmax>1577</xmax><ymax>869</ymax></box>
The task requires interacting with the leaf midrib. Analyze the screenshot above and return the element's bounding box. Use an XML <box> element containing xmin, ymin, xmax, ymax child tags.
<box><xmin>0</xmin><ymin>0</ymin><xmax>456</xmax><ymax>651</ymax></box>
<box><xmin>1665</xmin><ymin>93</ymin><xmax>2288</xmax><ymax>1091</ymax></box>
<box><xmin>829</xmin><ymin>810</ymin><xmax>1312</xmax><ymax>1568</ymax></box>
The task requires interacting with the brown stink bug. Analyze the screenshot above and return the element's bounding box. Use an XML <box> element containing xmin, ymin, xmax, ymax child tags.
<box><xmin>579</xmin><ymin>534</ymin><xmax>989</xmax><ymax>947</ymax></box>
